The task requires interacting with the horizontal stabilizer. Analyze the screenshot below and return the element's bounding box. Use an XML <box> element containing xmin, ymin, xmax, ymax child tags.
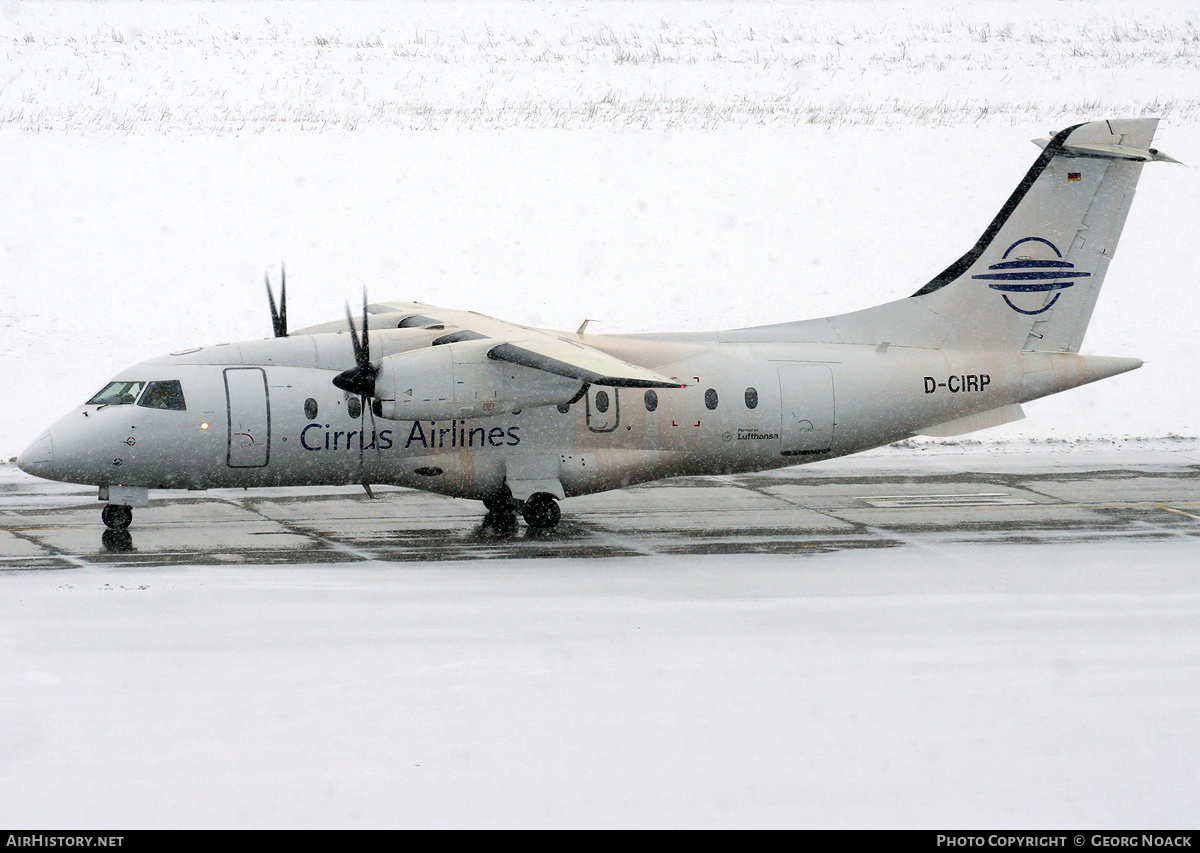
<box><xmin>1034</xmin><ymin>118</ymin><xmax>1181</xmax><ymax>164</ymax></box>
<box><xmin>1035</xmin><ymin>141</ymin><xmax>1181</xmax><ymax>164</ymax></box>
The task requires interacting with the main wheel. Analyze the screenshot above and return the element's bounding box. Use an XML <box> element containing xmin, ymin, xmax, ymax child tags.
<box><xmin>522</xmin><ymin>493</ymin><xmax>561</xmax><ymax>531</ymax></box>
<box><xmin>101</xmin><ymin>504</ymin><xmax>133</xmax><ymax>530</ymax></box>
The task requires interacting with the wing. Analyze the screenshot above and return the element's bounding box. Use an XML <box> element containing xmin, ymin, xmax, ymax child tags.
<box><xmin>359</xmin><ymin>301</ymin><xmax>685</xmax><ymax>389</ymax></box>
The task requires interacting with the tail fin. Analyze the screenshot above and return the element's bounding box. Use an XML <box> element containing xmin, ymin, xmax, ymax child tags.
<box><xmin>912</xmin><ymin>118</ymin><xmax>1175</xmax><ymax>352</ymax></box>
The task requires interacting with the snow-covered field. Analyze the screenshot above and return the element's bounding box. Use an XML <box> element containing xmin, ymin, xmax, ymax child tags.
<box><xmin>4</xmin><ymin>0</ymin><xmax>1200</xmax><ymax>132</ymax></box>
<box><xmin>3</xmin><ymin>0</ymin><xmax>1200</xmax><ymax>829</ymax></box>
<box><xmin>2</xmin><ymin>0</ymin><xmax>1199</xmax><ymax>457</ymax></box>
<box><xmin>2</xmin><ymin>542</ymin><xmax>1198</xmax><ymax>829</ymax></box>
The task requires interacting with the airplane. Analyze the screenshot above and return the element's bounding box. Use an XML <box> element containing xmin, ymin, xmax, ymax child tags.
<box><xmin>15</xmin><ymin>118</ymin><xmax>1177</xmax><ymax>536</ymax></box>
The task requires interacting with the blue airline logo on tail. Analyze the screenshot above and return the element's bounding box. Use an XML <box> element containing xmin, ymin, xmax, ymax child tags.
<box><xmin>971</xmin><ymin>237</ymin><xmax>1091</xmax><ymax>315</ymax></box>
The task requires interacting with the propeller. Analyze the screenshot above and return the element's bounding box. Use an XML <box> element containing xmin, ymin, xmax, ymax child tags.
<box><xmin>265</xmin><ymin>265</ymin><xmax>287</xmax><ymax>338</ymax></box>
<box><xmin>333</xmin><ymin>293</ymin><xmax>381</xmax><ymax>499</ymax></box>
<box><xmin>332</xmin><ymin>293</ymin><xmax>378</xmax><ymax>397</ymax></box>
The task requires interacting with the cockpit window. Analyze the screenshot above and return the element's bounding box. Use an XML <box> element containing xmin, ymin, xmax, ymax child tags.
<box><xmin>87</xmin><ymin>381</ymin><xmax>145</xmax><ymax>406</ymax></box>
<box><xmin>137</xmin><ymin>380</ymin><xmax>187</xmax><ymax>411</ymax></box>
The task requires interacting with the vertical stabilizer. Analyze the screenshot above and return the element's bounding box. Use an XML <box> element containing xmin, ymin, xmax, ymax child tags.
<box><xmin>911</xmin><ymin>118</ymin><xmax>1171</xmax><ymax>352</ymax></box>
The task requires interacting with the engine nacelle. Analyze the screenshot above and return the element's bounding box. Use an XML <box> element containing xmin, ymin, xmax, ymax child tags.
<box><xmin>372</xmin><ymin>339</ymin><xmax>583</xmax><ymax>420</ymax></box>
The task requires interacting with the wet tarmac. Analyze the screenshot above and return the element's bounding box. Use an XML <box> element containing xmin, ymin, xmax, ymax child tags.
<box><xmin>4</xmin><ymin>450</ymin><xmax>1200</xmax><ymax>568</ymax></box>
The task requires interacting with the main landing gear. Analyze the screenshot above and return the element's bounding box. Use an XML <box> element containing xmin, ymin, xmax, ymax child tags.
<box><xmin>521</xmin><ymin>493</ymin><xmax>561</xmax><ymax>531</ymax></box>
<box><xmin>481</xmin><ymin>489</ymin><xmax>562</xmax><ymax>535</ymax></box>
<box><xmin>101</xmin><ymin>504</ymin><xmax>133</xmax><ymax>530</ymax></box>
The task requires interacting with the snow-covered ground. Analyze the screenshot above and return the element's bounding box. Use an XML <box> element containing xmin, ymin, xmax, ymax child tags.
<box><xmin>2</xmin><ymin>542</ymin><xmax>1198</xmax><ymax>829</ymax></box>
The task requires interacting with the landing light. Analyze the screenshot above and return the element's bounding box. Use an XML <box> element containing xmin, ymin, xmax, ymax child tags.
<box><xmin>200</xmin><ymin>423</ymin><xmax>209</xmax><ymax>430</ymax></box>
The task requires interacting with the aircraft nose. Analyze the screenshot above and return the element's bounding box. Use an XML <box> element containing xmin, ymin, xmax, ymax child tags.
<box><xmin>16</xmin><ymin>430</ymin><xmax>54</xmax><ymax>477</ymax></box>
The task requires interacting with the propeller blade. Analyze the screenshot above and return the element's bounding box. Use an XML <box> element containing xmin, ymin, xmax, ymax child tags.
<box><xmin>343</xmin><ymin>301</ymin><xmax>364</xmax><ymax>365</ymax></box>
<box><xmin>265</xmin><ymin>268</ymin><xmax>288</xmax><ymax>338</ymax></box>
<box><xmin>279</xmin><ymin>264</ymin><xmax>287</xmax><ymax>336</ymax></box>
<box><xmin>360</xmin><ymin>369</ymin><xmax>379</xmax><ymax>497</ymax></box>
<box><xmin>359</xmin><ymin>289</ymin><xmax>371</xmax><ymax>366</ymax></box>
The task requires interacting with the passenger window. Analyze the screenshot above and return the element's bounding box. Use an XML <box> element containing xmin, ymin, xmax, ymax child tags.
<box><xmin>304</xmin><ymin>398</ymin><xmax>318</xmax><ymax>420</ymax></box>
<box><xmin>88</xmin><ymin>381</ymin><xmax>146</xmax><ymax>406</ymax></box>
<box><xmin>347</xmin><ymin>397</ymin><xmax>362</xmax><ymax>419</ymax></box>
<box><xmin>704</xmin><ymin>388</ymin><xmax>719</xmax><ymax>410</ymax></box>
<box><xmin>644</xmin><ymin>390</ymin><xmax>658</xmax><ymax>412</ymax></box>
<box><xmin>745</xmin><ymin>387</ymin><xmax>758</xmax><ymax>409</ymax></box>
<box><xmin>595</xmin><ymin>390</ymin><xmax>610</xmax><ymax>413</ymax></box>
<box><xmin>137</xmin><ymin>380</ymin><xmax>186</xmax><ymax>411</ymax></box>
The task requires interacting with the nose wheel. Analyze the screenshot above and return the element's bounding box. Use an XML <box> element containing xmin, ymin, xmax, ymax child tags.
<box><xmin>101</xmin><ymin>504</ymin><xmax>133</xmax><ymax>530</ymax></box>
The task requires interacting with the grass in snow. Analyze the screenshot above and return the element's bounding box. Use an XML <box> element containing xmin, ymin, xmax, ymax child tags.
<box><xmin>1</xmin><ymin>0</ymin><xmax>1198</xmax><ymax>132</ymax></box>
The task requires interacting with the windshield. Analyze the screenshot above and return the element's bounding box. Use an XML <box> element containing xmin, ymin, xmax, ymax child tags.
<box><xmin>138</xmin><ymin>380</ymin><xmax>186</xmax><ymax>411</ymax></box>
<box><xmin>87</xmin><ymin>381</ymin><xmax>145</xmax><ymax>406</ymax></box>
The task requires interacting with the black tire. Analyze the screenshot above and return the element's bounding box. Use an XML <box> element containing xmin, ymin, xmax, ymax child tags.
<box><xmin>101</xmin><ymin>504</ymin><xmax>133</xmax><ymax>530</ymax></box>
<box><xmin>522</xmin><ymin>493</ymin><xmax>561</xmax><ymax>530</ymax></box>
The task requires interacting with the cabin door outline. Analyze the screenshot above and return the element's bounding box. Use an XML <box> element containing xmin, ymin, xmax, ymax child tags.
<box><xmin>778</xmin><ymin>364</ymin><xmax>835</xmax><ymax>457</ymax></box>
<box><xmin>225</xmin><ymin>367</ymin><xmax>271</xmax><ymax>468</ymax></box>
<box><xmin>585</xmin><ymin>386</ymin><xmax>620</xmax><ymax>433</ymax></box>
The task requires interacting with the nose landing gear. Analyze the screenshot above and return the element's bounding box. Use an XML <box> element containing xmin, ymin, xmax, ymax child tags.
<box><xmin>101</xmin><ymin>504</ymin><xmax>133</xmax><ymax>530</ymax></box>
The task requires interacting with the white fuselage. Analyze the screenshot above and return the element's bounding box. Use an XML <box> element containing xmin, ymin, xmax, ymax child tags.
<box><xmin>20</xmin><ymin>327</ymin><xmax>1136</xmax><ymax>503</ymax></box>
